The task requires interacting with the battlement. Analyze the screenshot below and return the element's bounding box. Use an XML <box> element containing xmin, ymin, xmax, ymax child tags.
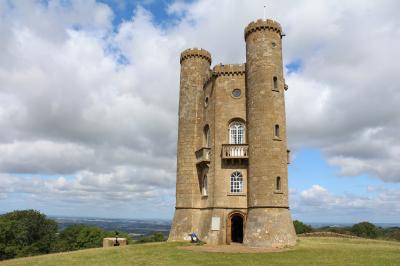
<box><xmin>244</xmin><ymin>19</ymin><xmax>282</xmax><ymax>40</ymax></box>
<box><xmin>212</xmin><ymin>64</ymin><xmax>245</xmax><ymax>77</ymax></box>
<box><xmin>180</xmin><ymin>48</ymin><xmax>212</xmax><ymax>64</ymax></box>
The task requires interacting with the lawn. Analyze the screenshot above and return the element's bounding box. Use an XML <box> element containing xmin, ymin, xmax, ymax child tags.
<box><xmin>1</xmin><ymin>237</ymin><xmax>400</xmax><ymax>266</ymax></box>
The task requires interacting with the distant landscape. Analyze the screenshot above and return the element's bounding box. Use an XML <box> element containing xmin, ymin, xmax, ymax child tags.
<box><xmin>51</xmin><ymin>216</ymin><xmax>400</xmax><ymax>239</ymax></box>
<box><xmin>52</xmin><ymin>216</ymin><xmax>172</xmax><ymax>240</ymax></box>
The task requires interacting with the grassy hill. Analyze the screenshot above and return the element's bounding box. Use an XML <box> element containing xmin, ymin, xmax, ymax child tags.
<box><xmin>1</xmin><ymin>237</ymin><xmax>400</xmax><ymax>266</ymax></box>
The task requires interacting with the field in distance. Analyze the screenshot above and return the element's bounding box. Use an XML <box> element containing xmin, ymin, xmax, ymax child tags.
<box><xmin>1</xmin><ymin>237</ymin><xmax>400</xmax><ymax>266</ymax></box>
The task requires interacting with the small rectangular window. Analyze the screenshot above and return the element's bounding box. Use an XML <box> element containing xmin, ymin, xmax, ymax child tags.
<box><xmin>275</xmin><ymin>124</ymin><xmax>280</xmax><ymax>138</ymax></box>
<box><xmin>276</xmin><ymin>176</ymin><xmax>281</xmax><ymax>191</ymax></box>
<box><xmin>273</xmin><ymin>76</ymin><xmax>278</xmax><ymax>91</ymax></box>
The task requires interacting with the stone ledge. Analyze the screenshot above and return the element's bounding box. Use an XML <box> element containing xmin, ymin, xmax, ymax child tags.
<box><xmin>227</xmin><ymin>192</ymin><xmax>247</xmax><ymax>196</ymax></box>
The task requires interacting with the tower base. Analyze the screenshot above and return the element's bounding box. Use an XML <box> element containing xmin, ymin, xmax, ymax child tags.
<box><xmin>168</xmin><ymin>208</ymin><xmax>212</xmax><ymax>242</ymax></box>
<box><xmin>243</xmin><ymin>208</ymin><xmax>297</xmax><ymax>247</ymax></box>
<box><xmin>168</xmin><ymin>209</ymin><xmax>196</xmax><ymax>242</ymax></box>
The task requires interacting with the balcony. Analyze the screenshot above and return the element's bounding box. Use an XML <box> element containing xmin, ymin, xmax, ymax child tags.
<box><xmin>195</xmin><ymin>147</ymin><xmax>211</xmax><ymax>165</ymax></box>
<box><xmin>221</xmin><ymin>144</ymin><xmax>248</xmax><ymax>159</ymax></box>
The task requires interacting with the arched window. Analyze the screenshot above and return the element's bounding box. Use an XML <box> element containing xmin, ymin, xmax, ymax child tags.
<box><xmin>273</xmin><ymin>76</ymin><xmax>278</xmax><ymax>90</ymax></box>
<box><xmin>230</xmin><ymin>171</ymin><xmax>243</xmax><ymax>193</ymax></box>
<box><xmin>275</xmin><ymin>124</ymin><xmax>280</xmax><ymax>138</ymax></box>
<box><xmin>203</xmin><ymin>125</ymin><xmax>210</xmax><ymax>147</ymax></box>
<box><xmin>229</xmin><ymin>121</ymin><xmax>245</xmax><ymax>144</ymax></box>
<box><xmin>202</xmin><ymin>175</ymin><xmax>208</xmax><ymax>196</ymax></box>
<box><xmin>276</xmin><ymin>176</ymin><xmax>281</xmax><ymax>191</ymax></box>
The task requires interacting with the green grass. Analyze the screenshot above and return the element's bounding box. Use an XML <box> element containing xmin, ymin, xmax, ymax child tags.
<box><xmin>1</xmin><ymin>237</ymin><xmax>400</xmax><ymax>266</ymax></box>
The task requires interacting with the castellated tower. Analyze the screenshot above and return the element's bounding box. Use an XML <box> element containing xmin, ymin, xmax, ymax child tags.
<box><xmin>169</xmin><ymin>19</ymin><xmax>297</xmax><ymax>247</ymax></box>
<box><xmin>169</xmin><ymin>48</ymin><xmax>212</xmax><ymax>240</ymax></box>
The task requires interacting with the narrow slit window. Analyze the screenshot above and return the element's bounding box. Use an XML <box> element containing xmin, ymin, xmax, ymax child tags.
<box><xmin>275</xmin><ymin>124</ymin><xmax>280</xmax><ymax>138</ymax></box>
<box><xmin>202</xmin><ymin>175</ymin><xmax>208</xmax><ymax>196</ymax></box>
<box><xmin>204</xmin><ymin>125</ymin><xmax>210</xmax><ymax>147</ymax></box>
<box><xmin>273</xmin><ymin>76</ymin><xmax>278</xmax><ymax>90</ymax></box>
<box><xmin>276</xmin><ymin>176</ymin><xmax>281</xmax><ymax>191</ymax></box>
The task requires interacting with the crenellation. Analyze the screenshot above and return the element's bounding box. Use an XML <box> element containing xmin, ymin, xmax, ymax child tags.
<box><xmin>244</xmin><ymin>19</ymin><xmax>282</xmax><ymax>40</ymax></box>
<box><xmin>212</xmin><ymin>64</ymin><xmax>245</xmax><ymax>77</ymax></box>
<box><xmin>180</xmin><ymin>48</ymin><xmax>212</xmax><ymax>64</ymax></box>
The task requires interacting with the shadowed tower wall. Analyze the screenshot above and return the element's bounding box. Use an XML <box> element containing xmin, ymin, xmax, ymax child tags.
<box><xmin>169</xmin><ymin>48</ymin><xmax>212</xmax><ymax>241</ymax></box>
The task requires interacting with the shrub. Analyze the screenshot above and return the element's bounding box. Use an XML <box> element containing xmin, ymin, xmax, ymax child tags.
<box><xmin>135</xmin><ymin>232</ymin><xmax>165</xmax><ymax>244</ymax></box>
<box><xmin>293</xmin><ymin>220</ymin><xmax>313</xmax><ymax>234</ymax></box>
<box><xmin>351</xmin><ymin>222</ymin><xmax>378</xmax><ymax>238</ymax></box>
<box><xmin>0</xmin><ymin>210</ymin><xmax>58</xmax><ymax>260</ymax></box>
<box><xmin>318</xmin><ymin>226</ymin><xmax>352</xmax><ymax>235</ymax></box>
<box><xmin>386</xmin><ymin>229</ymin><xmax>400</xmax><ymax>241</ymax></box>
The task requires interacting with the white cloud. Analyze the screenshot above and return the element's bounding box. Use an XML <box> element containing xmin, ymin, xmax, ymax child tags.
<box><xmin>291</xmin><ymin>184</ymin><xmax>400</xmax><ymax>222</ymax></box>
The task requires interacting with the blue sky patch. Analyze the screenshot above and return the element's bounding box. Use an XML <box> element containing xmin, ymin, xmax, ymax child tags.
<box><xmin>285</xmin><ymin>59</ymin><xmax>302</xmax><ymax>74</ymax></box>
<box><xmin>98</xmin><ymin>0</ymin><xmax>190</xmax><ymax>30</ymax></box>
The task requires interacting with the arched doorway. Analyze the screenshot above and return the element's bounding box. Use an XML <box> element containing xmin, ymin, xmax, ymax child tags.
<box><xmin>231</xmin><ymin>215</ymin><xmax>243</xmax><ymax>243</ymax></box>
<box><xmin>227</xmin><ymin>212</ymin><xmax>245</xmax><ymax>244</ymax></box>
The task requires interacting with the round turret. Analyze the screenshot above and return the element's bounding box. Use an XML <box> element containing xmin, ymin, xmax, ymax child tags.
<box><xmin>243</xmin><ymin>18</ymin><xmax>296</xmax><ymax>247</ymax></box>
<box><xmin>180</xmin><ymin>48</ymin><xmax>212</xmax><ymax>65</ymax></box>
<box><xmin>169</xmin><ymin>46</ymin><xmax>212</xmax><ymax>242</ymax></box>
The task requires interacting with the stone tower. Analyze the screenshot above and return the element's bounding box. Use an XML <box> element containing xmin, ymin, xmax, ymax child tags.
<box><xmin>169</xmin><ymin>19</ymin><xmax>297</xmax><ymax>247</ymax></box>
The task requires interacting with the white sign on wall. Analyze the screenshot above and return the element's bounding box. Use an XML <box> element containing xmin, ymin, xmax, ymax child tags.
<box><xmin>211</xmin><ymin>217</ymin><xmax>220</xmax><ymax>231</ymax></box>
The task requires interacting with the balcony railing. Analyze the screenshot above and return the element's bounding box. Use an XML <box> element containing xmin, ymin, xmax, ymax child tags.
<box><xmin>221</xmin><ymin>144</ymin><xmax>248</xmax><ymax>159</ymax></box>
<box><xmin>195</xmin><ymin>147</ymin><xmax>211</xmax><ymax>165</ymax></box>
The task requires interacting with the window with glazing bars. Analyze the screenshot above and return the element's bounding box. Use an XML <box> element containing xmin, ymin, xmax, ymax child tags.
<box><xmin>230</xmin><ymin>171</ymin><xmax>243</xmax><ymax>193</ymax></box>
<box><xmin>229</xmin><ymin>122</ymin><xmax>245</xmax><ymax>144</ymax></box>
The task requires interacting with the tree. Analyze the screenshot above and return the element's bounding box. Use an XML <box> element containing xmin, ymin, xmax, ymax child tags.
<box><xmin>351</xmin><ymin>222</ymin><xmax>378</xmax><ymax>238</ymax></box>
<box><xmin>54</xmin><ymin>224</ymin><xmax>131</xmax><ymax>252</ymax></box>
<box><xmin>0</xmin><ymin>210</ymin><xmax>58</xmax><ymax>260</ymax></box>
<box><xmin>54</xmin><ymin>224</ymin><xmax>106</xmax><ymax>251</ymax></box>
<box><xmin>293</xmin><ymin>220</ymin><xmax>313</xmax><ymax>234</ymax></box>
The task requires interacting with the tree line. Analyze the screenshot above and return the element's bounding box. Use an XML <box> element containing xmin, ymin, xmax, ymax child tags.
<box><xmin>293</xmin><ymin>220</ymin><xmax>400</xmax><ymax>240</ymax></box>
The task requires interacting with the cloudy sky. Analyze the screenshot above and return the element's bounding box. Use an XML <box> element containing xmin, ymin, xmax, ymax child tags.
<box><xmin>0</xmin><ymin>0</ymin><xmax>399</xmax><ymax>223</ymax></box>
